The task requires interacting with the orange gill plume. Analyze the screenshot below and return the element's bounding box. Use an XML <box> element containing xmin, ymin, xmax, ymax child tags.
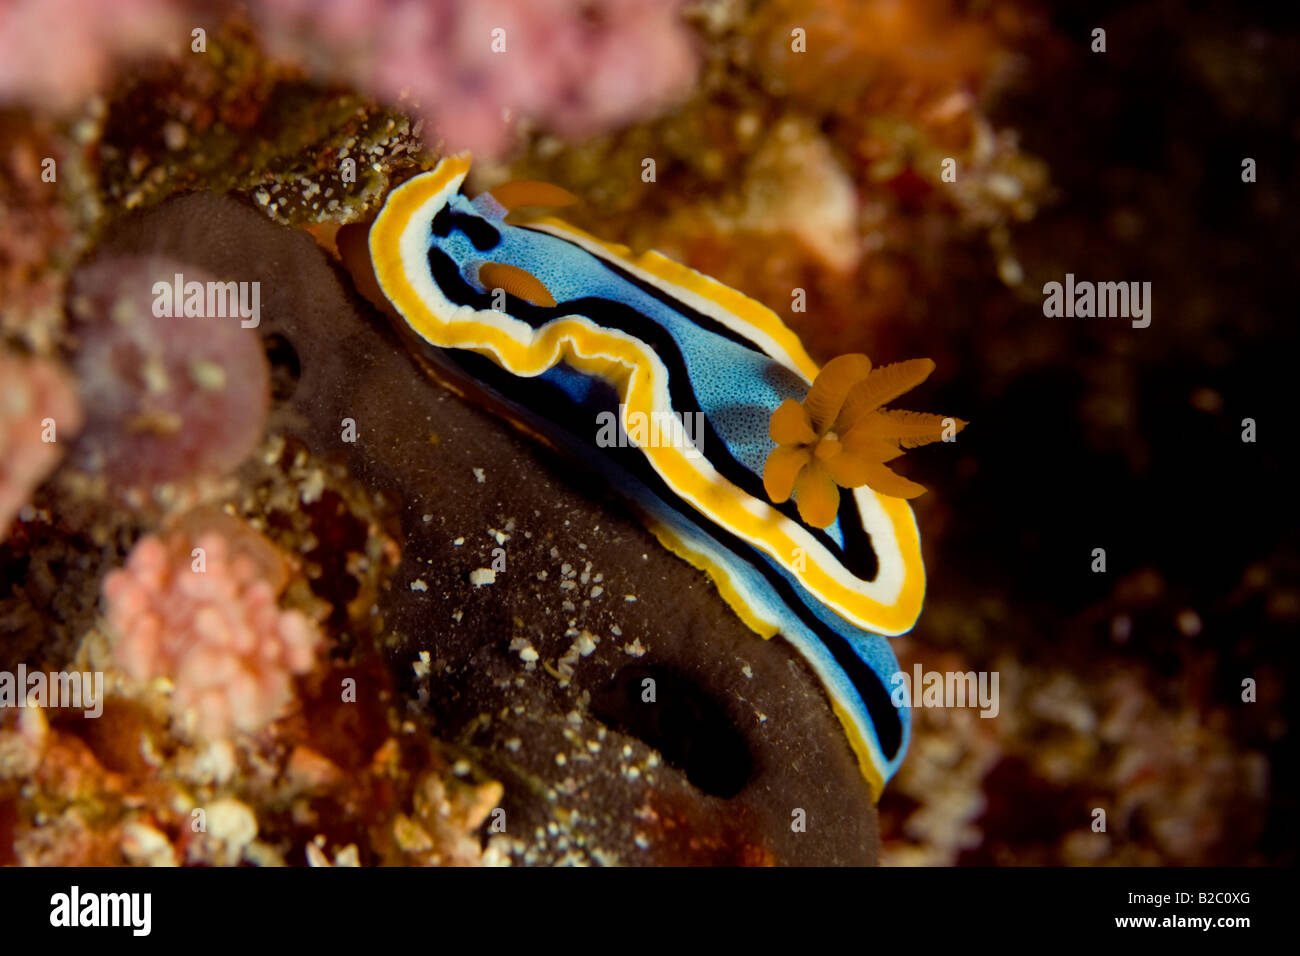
<box><xmin>763</xmin><ymin>353</ymin><xmax>967</xmax><ymax>528</ymax></box>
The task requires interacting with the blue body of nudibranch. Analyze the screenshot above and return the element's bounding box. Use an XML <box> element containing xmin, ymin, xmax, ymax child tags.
<box><xmin>369</xmin><ymin>156</ymin><xmax>924</xmax><ymax>795</ymax></box>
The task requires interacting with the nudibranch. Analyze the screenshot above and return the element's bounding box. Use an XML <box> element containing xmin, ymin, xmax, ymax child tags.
<box><xmin>363</xmin><ymin>154</ymin><xmax>964</xmax><ymax>797</ymax></box>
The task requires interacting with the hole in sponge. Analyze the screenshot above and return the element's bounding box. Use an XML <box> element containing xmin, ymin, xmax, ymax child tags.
<box><xmin>590</xmin><ymin>663</ymin><xmax>754</xmax><ymax>799</ymax></box>
<box><xmin>263</xmin><ymin>332</ymin><xmax>301</xmax><ymax>401</ymax></box>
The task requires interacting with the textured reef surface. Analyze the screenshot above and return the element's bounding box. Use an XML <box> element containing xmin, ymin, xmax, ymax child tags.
<box><xmin>1</xmin><ymin>0</ymin><xmax>1294</xmax><ymax>866</ymax></box>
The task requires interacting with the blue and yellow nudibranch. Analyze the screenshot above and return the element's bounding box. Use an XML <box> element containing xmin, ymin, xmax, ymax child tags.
<box><xmin>365</xmin><ymin>154</ymin><xmax>965</xmax><ymax>797</ymax></box>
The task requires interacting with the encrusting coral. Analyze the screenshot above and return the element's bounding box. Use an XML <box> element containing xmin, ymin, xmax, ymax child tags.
<box><xmin>0</xmin><ymin>640</ymin><xmax>511</xmax><ymax>866</ymax></box>
<box><xmin>764</xmin><ymin>353</ymin><xmax>966</xmax><ymax>527</ymax></box>
<box><xmin>102</xmin><ymin>512</ymin><xmax>322</xmax><ymax>739</ymax></box>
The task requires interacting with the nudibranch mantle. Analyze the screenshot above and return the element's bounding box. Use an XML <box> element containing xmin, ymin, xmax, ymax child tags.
<box><xmin>369</xmin><ymin>154</ymin><xmax>927</xmax><ymax>795</ymax></box>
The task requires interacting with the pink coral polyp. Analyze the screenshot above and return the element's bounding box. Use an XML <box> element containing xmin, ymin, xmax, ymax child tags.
<box><xmin>103</xmin><ymin>520</ymin><xmax>322</xmax><ymax>740</ymax></box>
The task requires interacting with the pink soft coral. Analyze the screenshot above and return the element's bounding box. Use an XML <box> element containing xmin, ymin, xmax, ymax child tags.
<box><xmin>102</xmin><ymin>514</ymin><xmax>322</xmax><ymax>739</ymax></box>
<box><xmin>257</xmin><ymin>0</ymin><xmax>699</xmax><ymax>157</ymax></box>
<box><xmin>0</xmin><ymin>0</ymin><xmax>182</xmax><ymax>110</ymax></box>
<box><xmin>0</xmin><ymin>353</ymin><xmax>82</xmax><ymax>538</ymax></box>
<box><xmin>0</xmin><ymin>1</ymin><xmax>697</xmax><ymax>156</ymax></box>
